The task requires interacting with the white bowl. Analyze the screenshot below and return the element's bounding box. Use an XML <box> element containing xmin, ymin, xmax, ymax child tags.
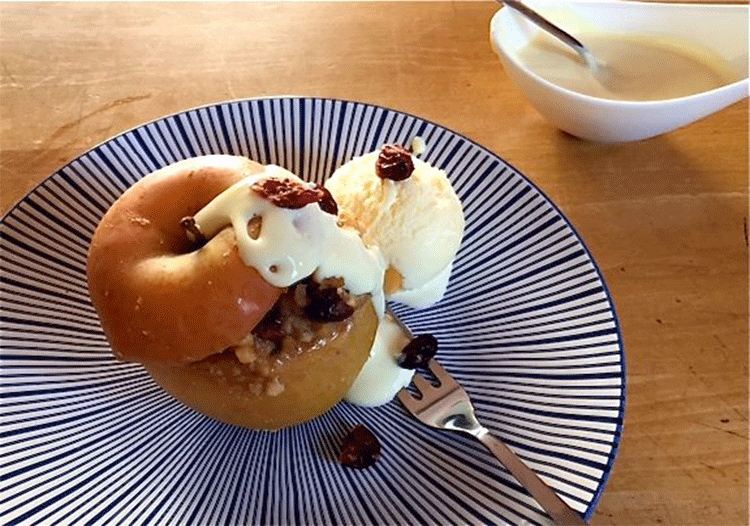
<box><xmin>490</xmin><ymin>0</ymin><xmax>749</xmax><ymax>142</ymax></box>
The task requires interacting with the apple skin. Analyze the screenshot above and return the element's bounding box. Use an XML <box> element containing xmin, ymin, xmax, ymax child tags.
<box><xmin>144</xmin><ymin>300</ymin><xmax>378</xmax><ymax>430</ymax></box>
<box><xmin>87</xmin><ymin>155</ymin><xmax>283</xmax><ymax>366</ymax></box>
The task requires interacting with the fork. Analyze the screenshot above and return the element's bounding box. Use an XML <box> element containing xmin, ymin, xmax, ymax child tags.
<box><xmin>398</xmin><ymin>358</ymin><xmax>588</xmax><ymax>526</ymax></box>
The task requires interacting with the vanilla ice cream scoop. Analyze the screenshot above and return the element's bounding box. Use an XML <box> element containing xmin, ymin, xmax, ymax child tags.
<box><xmin>325</xmin><ymin>143</ymin><xmax>464</xmax><ymax>309</ymax></box>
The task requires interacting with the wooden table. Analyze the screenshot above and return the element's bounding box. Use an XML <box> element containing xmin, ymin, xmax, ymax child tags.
<box><xmin>1</xmin><ymin>2</ymin><xmax>747</xmax><ymax>524</ymax></box>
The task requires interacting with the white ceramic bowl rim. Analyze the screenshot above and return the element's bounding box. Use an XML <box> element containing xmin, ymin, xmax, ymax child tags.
<box><xmin>492</xmin><ymin>2</ymin><xmax>750</xmax><ymax>107</ymax></box>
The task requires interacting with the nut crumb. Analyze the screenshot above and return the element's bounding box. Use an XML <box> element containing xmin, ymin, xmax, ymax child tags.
<box><xmin>248</xmin><ymin>216</ymin><xmax>262</xmax><ymax>239</ymax></box>
<box><xmin>294</xmin><ymin>284</ymin><xmax>309</xmax><ymax>307</ymax></box>
<box><xmin>265</xmin><ymin>377</ymin><xmax>285</xmax><ymax>396</ymax></box>
<box><xmin>130</xmin><ymin>216</ymin><xmax>151</xmax><ymax>226</ymax></box>
<box><xmin>235</xmin><ymin>343</ymin><xmax>258</xmax><ymax>364</ymax></box>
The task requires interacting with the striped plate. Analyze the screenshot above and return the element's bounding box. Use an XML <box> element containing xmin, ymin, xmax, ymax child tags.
<box><xmin>1</xmin><ymin>97</ymin><xmax>625</xmax><ymax>525</ymax></box>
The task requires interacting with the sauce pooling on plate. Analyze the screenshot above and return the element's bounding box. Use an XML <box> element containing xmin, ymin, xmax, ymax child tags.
<box><xmin>516</xmin><ymin>32</ymin><xmax>738</xmax><ymax>101</ymax></box>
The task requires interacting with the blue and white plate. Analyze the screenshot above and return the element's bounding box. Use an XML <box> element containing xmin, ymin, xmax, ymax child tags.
<box><xmin>1</xmin><ymin>97</ymin><xmax>624</xmax><ymax>525</ymax></box>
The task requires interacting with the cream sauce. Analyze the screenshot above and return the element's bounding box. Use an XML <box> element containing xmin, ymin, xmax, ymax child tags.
<box><xmin>389</xmin><ymin>262</ymin><xmax>453</xmax><ymax>310</ymax></box>
<box><xmin>344</xmin><ymin>312</ymin><xmax>414</xmax><ymax>406</ymax></box>
<box><xmin>193</xmin><ymin>161</ymin><xmax>455</xmax><ymax>408</ymax></box>
<box><xmin>517</xmin><ymin>32</ymin><xmax>738</xmax><ymax>101</ymax></box>
<box><xmin>193</xmin><ymin>165</ymin><xmax>387</xmax><ymax>317</ymax></box>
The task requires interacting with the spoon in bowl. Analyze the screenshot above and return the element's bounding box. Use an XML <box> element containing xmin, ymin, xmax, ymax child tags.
<box><xmin>500</xmin><ymin>0</ymin><xmax>610</xmax><ymax>84</ymax></box>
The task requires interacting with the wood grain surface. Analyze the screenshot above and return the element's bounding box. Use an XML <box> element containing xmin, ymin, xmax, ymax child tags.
<box><xmin>1</xmin><ymin>2</ymin><xmax>747</xmax><ymax>525</ymax></box>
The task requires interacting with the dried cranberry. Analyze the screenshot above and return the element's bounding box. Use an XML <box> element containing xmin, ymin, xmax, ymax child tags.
<box><xmin>251</xmin><ymin>178</ymin><xmax>338</xmax><ymax>215</ymax></box>
<box><xmin>339</xmin><ymin>424</ymin><xmax>381</xmax><ymax>469</ymax></box>
<box><xmin>397</xmin><ymin>334</ymin><xmax>438</xmax><ymax>369</ymax></box>
<box><xmin>376</xmin><ymin>144</ymin><xmax>414</xmax><ymax>181</ymax></box>
<box><xmin>304</xmin><ymin>284</ymin><xmax>354</xmax><ymax>322</ymax></box>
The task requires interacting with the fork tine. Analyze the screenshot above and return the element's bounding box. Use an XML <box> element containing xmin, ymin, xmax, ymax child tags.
<box><xmin>397</xmin><ymin>389</ymin><xmax>419</xmax><ymax>412</ymax></box>
<box><xmin>412</xmin><ymin>373</ymin><xmax>433</xmax><ymax>394</ymax></box>
<box><xmin>427</xmin><ymin>359</ymin><xmax>459</xmax><ymax>388</ymax></box>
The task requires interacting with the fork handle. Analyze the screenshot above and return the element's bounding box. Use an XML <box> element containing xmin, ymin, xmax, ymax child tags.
<box><xmin>477</xmin><ymin>432</ymin><xmax>589</xmax><ymax>525</ymax></box>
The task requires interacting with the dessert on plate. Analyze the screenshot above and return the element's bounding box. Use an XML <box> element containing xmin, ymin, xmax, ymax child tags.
<box><xmin>87</xmin><ymin>141</ymin><xmax>464</xmax><ymax>429</ymax></box>
<box><xmin>327</xmin><ymin>143</ymin><xmax>465</xmax><ymax>406</ymax></box>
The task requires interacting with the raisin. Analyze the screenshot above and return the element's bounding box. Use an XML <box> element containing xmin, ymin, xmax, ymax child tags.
<box><xmin>251</xmin><ymin>305</ymin><xmax>284</xmax><ymax>351</ymax></box>
<box><xmin>304</xmin><ymin>284</ymin><xmax>354</xmax><ymax>322</ymax></box>
<box><xmin>397</xmin><ymin>334</ymin><xmax>438</xmax><ymax>369</ymax></box>
<box><xmin>251</xmin><ymin>178</ymin><xmax>338</xmax><ymax>215</ymax></box>
<box><xmin>180</xmin><ymin>216</ymin><xmax>207</xmax><ymax>247</ymax></box>
<box><xmin>339</xmin><ymin>424</ymin><xmax>381</xmax><ymax>469</ymax></box>
<box><xmin>316</xmin><ymin>186</ymin><xmax>338</xmax><ymax>215</ymax></box>
<box><xmin>376</xmin><ymin>144</ymin><xmax>414</xmax><ymax>181</ymax></box>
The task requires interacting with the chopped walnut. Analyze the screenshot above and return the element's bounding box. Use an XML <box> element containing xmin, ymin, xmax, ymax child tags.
<box><xmin>265</xmin><ymin>377</ymin><xmax>285</xmax><ymax>397</ymax></box>
<box><xmin>234</xmin><ymin>336</ymin><xmax>275</xmax><ymax>365</ymax></box>
<box><xmin>199</xmin><ymin>279</ymin><xmax>370</xmax><ymax>399</ymax></box>
<box><xmin>247</xmin><ymin>215</ymin><xmax>262</xmax><ymax>239</ymax></box>
<box><xmin>234</xmin><ymin>344</ymin><xmax>258</xmax><ymax>364</ymax></box>
<box><xmin>130</xmin><ymin>216</ymin><xmax>151</xmax><ymax>226</ymax></box>
<box><xmin>294</xmin><ymin>283</ymin><xmax>309</xmax><ymax>307</ymax></box>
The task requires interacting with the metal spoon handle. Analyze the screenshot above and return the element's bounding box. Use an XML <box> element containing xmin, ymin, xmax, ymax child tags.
<box><xmin>501</xmin><ymin>0</ymin><xmax>587</xmax><ymax>57</ymax></box>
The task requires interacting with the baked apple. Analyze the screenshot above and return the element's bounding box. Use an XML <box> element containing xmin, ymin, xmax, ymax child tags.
<box><xmin>88</xmin><ymin>155</ymin><xmax>381</xmax><ymax>429</ymax></box>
